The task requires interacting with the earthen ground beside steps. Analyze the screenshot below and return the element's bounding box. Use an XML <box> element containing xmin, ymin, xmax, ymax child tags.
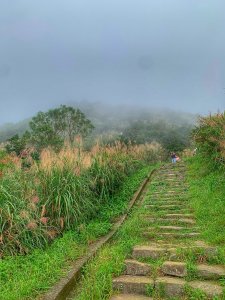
<box><xmin>111</xmin><ymin>164</ymin><xmax>225</xmax><ymax>299</ymax></box>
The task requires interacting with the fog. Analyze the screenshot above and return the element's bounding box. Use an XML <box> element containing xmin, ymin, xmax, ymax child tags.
<box><xmin>0</xmin><ymin>0</ymin><xmax>225</xmax><ymax>124</ymax></box>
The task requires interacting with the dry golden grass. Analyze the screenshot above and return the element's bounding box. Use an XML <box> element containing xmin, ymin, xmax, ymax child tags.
<box><xmin>38</xmin><ymin>141</ymin><xmax>163</xmax><ymax>173</ymax></box>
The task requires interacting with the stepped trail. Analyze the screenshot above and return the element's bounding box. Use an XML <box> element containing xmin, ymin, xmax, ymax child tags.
<box><xmin>111</xmin><ymin>163</ymin><xmax>225</xmax><ymax>299</ymax></box>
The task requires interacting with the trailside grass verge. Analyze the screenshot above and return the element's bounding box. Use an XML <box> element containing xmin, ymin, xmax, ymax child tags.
<box><xmin>0</xmin><ymin>165</ymin><xmax>153</xmax><ymax>300</ymax></box>
<box><xmin>186</xmin><ymin>156</ymin><xmax>225</xmax><ymax>264</ymax></box>
<box><xmin>72</xmin><ymin>197</ymin><xmax>147</xmax><ymax>300</ymax></box>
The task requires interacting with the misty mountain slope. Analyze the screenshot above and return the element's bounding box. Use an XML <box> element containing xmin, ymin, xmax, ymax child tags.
<box><xmin>0</xmin><ymin>119</ymin><xmax>30</xmax><ymax>142</ymax></box>
<box><xmin>0</xmin><ymin>103</ymin><xmax>197</xmax><ymax>143</ymax></box>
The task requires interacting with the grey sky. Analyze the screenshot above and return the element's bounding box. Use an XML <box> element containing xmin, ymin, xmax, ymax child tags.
<box><xmin>0</xmin><ymin>0</ymin><xmax>224</xmax><ymax>124</ymax></box>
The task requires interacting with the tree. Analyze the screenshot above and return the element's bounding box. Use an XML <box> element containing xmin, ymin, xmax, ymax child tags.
<box><xmin>121</xmin><ymin>120</ymin><xmax>192</xmax><ymax>153</ymax></box>
<box><xmin>29</xmin><ymin>105</ymin><xmax>94</xmax><ymax>151</ymax></box>
<box><xmin>5</xmin><ymin>133</ymin><xmax>30</xmax><ymax>156</ymax></box>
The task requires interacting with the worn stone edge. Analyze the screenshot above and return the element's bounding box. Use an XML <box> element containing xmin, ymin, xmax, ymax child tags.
<box><xmin>41</xmin><ymin>167</ymin><xmax>157</xmax><ymax>300</ymax></box>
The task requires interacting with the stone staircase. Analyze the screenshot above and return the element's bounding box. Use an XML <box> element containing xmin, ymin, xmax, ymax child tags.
<box><xmin>111</xmin><ymin>164</ymin><xmax>225</xmax><ymax>299</ymax></box>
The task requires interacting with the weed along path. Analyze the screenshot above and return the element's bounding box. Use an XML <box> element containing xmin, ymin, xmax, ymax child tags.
<box><xmin>110</xmin><ymin>163</ymin><xmax>225</xmax><ymax>300</ymax></box>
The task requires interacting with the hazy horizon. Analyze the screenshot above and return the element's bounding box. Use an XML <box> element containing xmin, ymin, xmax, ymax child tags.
<box><xmin>1</xmin><ymin>0</ymin><xmax>225</xmax><ymax>124</ymax></box>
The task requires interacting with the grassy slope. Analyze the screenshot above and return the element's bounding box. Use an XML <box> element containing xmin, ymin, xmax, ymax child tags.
<box><xmin>186</xmin><ymin>156</ymin><xmax>225</xmax><ymax>263</ymax></box>
<box><xmin>73</xmin><ymin>159</ymin><xmax>225</xmax><ymax>300</ymax></box>
<box><xmin>0</xmin><ymin>165</ymin><xmax>153</xmax><ymax>300</ymax></box>
<box><xmin>73</xmin><ymin>186</ymin><xmax>149</xmax><ymax>300</ymax></box>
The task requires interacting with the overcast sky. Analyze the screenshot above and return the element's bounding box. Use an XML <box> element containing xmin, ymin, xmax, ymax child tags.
<box><xmin>0</xmin><ymin>0</ymin><xmax>224</xmax><ymax>124</ymax></box>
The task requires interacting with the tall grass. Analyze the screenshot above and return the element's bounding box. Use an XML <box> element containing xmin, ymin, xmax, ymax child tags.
<box><xmin>187</xmin><ymin>111</ymin><xmax>225</xmax><ymax>261</ymax></box>
<box><xmin>192</xmin><ymin>111</ymin><xmax>225</xmax><ymax>169</ymax></box>
<box><xmin>187</xmin><ymin>155</ymin><xmax>225</xmax><ymax>263</ymax></box>
<box><xmin>0</xmin><ymin>142</ymin><xmax>163</xmax><ymax>257</ymax></box>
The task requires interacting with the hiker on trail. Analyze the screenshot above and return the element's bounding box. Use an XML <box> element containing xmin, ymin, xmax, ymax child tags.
<box><xmin>171</xmin><ymin>152</ymin><xmax>176</xmax><ymax>163</ymax></box>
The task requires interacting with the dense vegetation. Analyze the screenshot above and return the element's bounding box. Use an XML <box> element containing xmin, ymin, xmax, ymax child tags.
<box><xmin>187</xmin><ymin>111</ymin><xmax>225</xmax><ymax>248</ymax></box>
<box><xmin>0</xmin><ymin>103</ymin><xmax>195</xmax><ymax>153</ymax></box>
<box><xmin>0</xmin><ymin>103</ymin><xmax>164</xmax><ymax>299</ymax></box>
<box><xmin>192</xmin><ymin>111</ymin><xmax>225</xmax><ymax>168</ymax></box>
<box><xmin>0</xmin><ymin>107</ymin><xmax>223</xmax><ymax>299</ymax></box>
<box><xmin>0</xmin><ymin>165</ymin><xmax>153</xmax><ymax>300</ymax></box>
<box><xmin>121</xmin><ymin>120</ymin><xmax>192</xmax><ymax>151</ymax></box>
<box><xmin>5</xmin><ymin>105</ymin><xmax>94</xmax><ymax>154</ymax></box>
<box><xmin>73</xmin><ymin>110</ymin><xmax>225</xmax><ymax>300</ymax></box>
<box><xmin>0</xmin><ymin>142</ymin><xmax>163</xmax><ymax>257</ymax></box>
<box><xmin>0</xmin><ymin>119</ymin><xmax>29</xmax><ymax>143</ymax></box>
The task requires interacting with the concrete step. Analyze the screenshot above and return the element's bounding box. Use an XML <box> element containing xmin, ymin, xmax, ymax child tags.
<box><xmin>113</xmin><ymin>274</ymin><xmax>222</xmax><ymax>298</ymax></box>
<box><xmin>151</xmin><ymin>191</ymin><xmax>184</xmax><ymax>195</ymax></box>
<box><xmin>162</xmin><ymin>261</ymin><xmax>187</xmax><ymax>277</ymax></box>
<box><xmin>155</xmin><ymin>276</ymin><xmax>223</xmax><ymax>298</ymax></box>
<box><xmin>157</xmin><ymin>225</ymin><xmax>191</xmax><ymax>230</ymax></box>
<box><xmin>146</xmin><ymin>196</ymin><xmax>188</xmax><ymax>201</ymax></box>
<box><xmin>112</xmin><ymin>275</ymin><xmax>154</xmax><ymax>295</ymax></box>
<box><xmin>197</xmin><ymin>264</ymin><xmax>225</xmax><ymax>280</ymax></box>
<box><xmin>144</xmin><ymin>225</ymin><xmax>197</xmax><ymax>232</ymax></box>
<box><xmin>143</xmin><ymin>231</ymin><xmax>200</xmax><ymax>239</ymax></box>
<box><xmin>132</xmin><ymin>243</ymin><xmax>217</xmax><ymax>260</ymax></box>
<box><xmin>161</xmin><ymin>261</ymin><xmax>225</xmax><ymax>280</ymax></box>
<box><xmin>110</xmin><ymin>294</ymin><xmax>152</xmax><ymax>300</ymax></box>
<box><xmin>148</xmin><ymin>199</ymin><xmax>188</xmax><ymax>204</ymax></box>
<box><xmin>132</xmin><ymin>245</ymin><xmax>167</xmax><ymax>259</ymax></box>
<box><xmin>146</xmin><ymin>200</ymin><xmax>186</xmax><ymax>205</ymax></box>
<box><xmin>165</xmin><ymin>213</ymin><xmax>194</xmax><ymax>219</ymax></box>
<box><xmin>145</xmin><ymin>204</ymin><xmax>185</xmax><ymax>210</ymax></box>
<box><xmin>144</xmin><ymin>217</ymin><xmax>196</xmax><ymax>225</ymax></box>
<box><xmin>151</xmin><ymin>209</ymin><xmax>192</xmax><ymax>215</ymax></box>
<box><xmin>188</xmin><ymin>280</ymin><xmax>223</xmax><ymax>298</ymax></box>
<box><xmin>155</xmin><ymin>276</ymin><xmax>185</xmax><ymax>297</ymax></box>
<box><xmin>124</xmin><ymin>260</ymin><xmax>152</xmax><ymax>276</ymax></box>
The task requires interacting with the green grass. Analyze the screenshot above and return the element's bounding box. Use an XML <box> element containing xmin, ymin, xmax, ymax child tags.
<box><xmin>0</xmin><ymin>165</ymin><xmax>153</xmax><ymax>300</ymax></box>
<box><xmin>72</xmin><ymin>161</ymin><xmax>225</xmax><ymax>300</ymax></box>
<box><xmin>186</xmin><ymin>155</ymin><xmax>225</xmax><ymax>264</ymax></box>
<box><xmin>73</xmin><ymin>203</ymin><xmax>147</xmax><ymax>300</ymax></box>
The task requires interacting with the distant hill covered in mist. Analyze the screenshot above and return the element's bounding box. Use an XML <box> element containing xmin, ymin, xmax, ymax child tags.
<box><xmin>0</xmin><ymin>102</ymin><xmax>197</xmax><ymax>143</ymax></box>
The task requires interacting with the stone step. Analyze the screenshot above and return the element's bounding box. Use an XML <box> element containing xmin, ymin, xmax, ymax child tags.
<box><xmin>161</xmin><ymin>261</ymin><xmax>187</xmax><ymax>277</ymax></box>
<box><xmin>144</xmin><ymin>225</ymin><xmax>197</xmax><ymax>232</ymax></box>
<box><xmin>157</xmin><ymin>225</ymin><xmax>191</xmax><ymax>230</ymax></box>
<box><xmin>150</xmin><ymin>196</ymin><xmax>186</xmax><ymax>201</ymax></box>
<box><xmin>132</xmin><ymin>245</ymin><xmax>167</xmax><ymax>259</ymax></box>
<box><xmin>156</xmin><ymin>176</ymin><xmax>185</xmax><ymax>179</ymax></box>
<box><xmin>196</xmin><ymin>264</ymin><xmax>225</xmax><ymax>280</ymax></box>
<box><xmin>151</xmin><ymin>181</ymin><xmax>185</xmax><ymax>185</ymax></box>
<box><xmin>124</xmin><ymin>260</ymin><xmax>152</xmax><ymax>276</ymax></box>
<box><xmin>151</xmin><ymin>209</ymin><xmax>192</xmax><ymax>215</ymax></box>
<box><xmin>188</xmin><ymin>280</ymin><xmax>223</xmax><ymax>298</ymax></box>
<box><xmin>155</xmin><ymin>276</ymin><xmax>185</xmax><ymax>297</ymax></box>
<box><xmin>146</xmin><ymin>196</ymin><xmax>188</xmax><ymax>201</ymax></box>
<box><xmin>143</xmin><ymin>231</ymin><xmax>200</xmax><ymax>239</ymax></box>
<box><xmin>161</xmin><ymin>261</ymin><xmax>225</xmax><ymax>280</ymax></box>
<box><xmin>146</xmin><ymin>200</ymin><xmax>186</xmax><ymax>205</ymax></box>
<box><xmin>165</xmin><ymin>213</ymin><xmax>194</xmax><ymax>219</ymax></box>
<box><xmin>112</xmin><ymin>275</ymin><xmax>154</xmax><ymax>295</ymax></box>
<box><xmin>152</xmin><ymin>191</ymin><xmax>184</xmax><ymax>195</ymax></box>
<box><xmin>157</xmin><ymin>171</ymin><xmax>185</xmax><ymax>175</ymax></box>
<box><xmin>132</xmin><ymin>244</ymin><xmax>217</xmax><ymax>261</ymax></box>
<box><xmin>110</xmin><ymin>294</ymin><xmax>152</xmax><ymax>300</ymax></box>
<box><xmin>163</xmin><ymin>178</ymin><xmax>182</xmax><ymax>181</ymax></box>
<box><xmin>144</xmin><ymin>217</ymin><xmax>196</xmax><ymax>225</ymax></box>
<box><xmin>148</xmin><ymin>199</ymin><xmax>188</xmax><ymax>204</ymax></box>
<box><xmin>113</xmin><ymin>275</ymin><xmax>221</xmax><ymax>299</ymax></box>
<box><xmin>145</xmin><ymin>204</ymin><xmax>185</xmax><ymax>209</ymax></box>
<box><xmin>155</xmin><ymin>276</ymin><xmax>223</xmax><ymax>298</ymax></box>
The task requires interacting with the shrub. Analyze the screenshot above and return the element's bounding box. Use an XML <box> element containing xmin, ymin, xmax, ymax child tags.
<box><xmin>0</xmin><ymin>142</ymin><xmax>161</xmax><ymax>256</ymax></box>
<box><xmin>192</xmin><ymin>111</ymin><xmax>225</xmax><ymax>168</ymax></box>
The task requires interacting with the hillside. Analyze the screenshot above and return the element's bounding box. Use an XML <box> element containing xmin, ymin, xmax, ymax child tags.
<box><xmin>0</xmin><ymin>102</ymin><xmax>197</xmax><ymax>143</ymax></box>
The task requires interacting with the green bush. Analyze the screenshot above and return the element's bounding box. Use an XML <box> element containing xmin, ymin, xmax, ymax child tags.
<box><xmin>0</xmin><ymin>145</ymin><xmax>150</xmax><ymax>257</ymax></box>
<box><xmin>192</xmin><ymin>111</ymin><xmax>225</xmax><ymax>169</ymax></box>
